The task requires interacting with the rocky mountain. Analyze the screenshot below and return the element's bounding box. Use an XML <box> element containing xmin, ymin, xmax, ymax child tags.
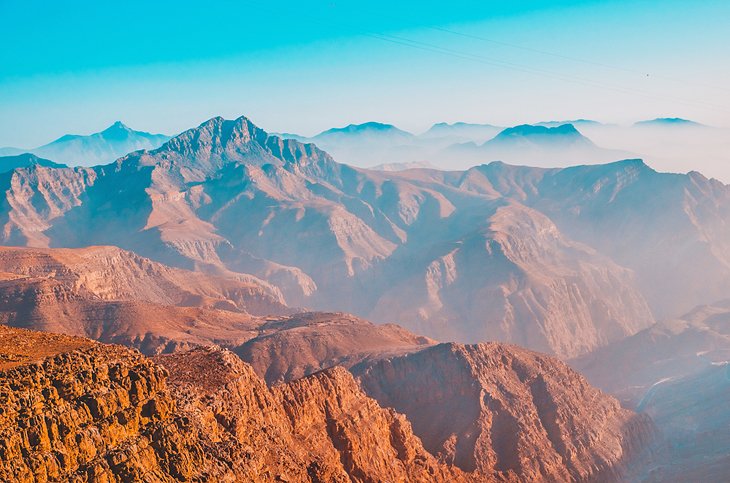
<box><xmin>231</xmin><ymin>324</ymin><xmax>657</xmax><ymax>480</ymax></box>
<box><xmin>0</xmin><ymin>245</ymin><xmax>293</xmax><ymax>353</ymax></box>
<box><xmin>571</xmin><ymin>301</ymin><xmax>730</xmax><ymax>403</ymax></box>
<box><xmin>355</xmin><ymin>342</ymin><xmax>654</xmax><ymax>481</ymax></box>
<box><xmin>0</xmin><ymin>121</ymin><xmax>170</xmax><ymax>167</ymax></box>
<box><xmin>0</xmin><ymin>325</ymin><xmax>463</xmax><ymax>482</ymax></box>
<box><xmin>2</xmin><ymin>115</ymin><xmax>730</xmax><ymax>359</ymax></box>
<box><xmin>0</xmin><ymin>324</ymin><xmax>654</xmax><ymax>482</ymax></box>
<box><xmin>364</xmin><ymin>201</ymin><xmax>653</xmax><ymax>356</ymax></box>
<box><xmin>0</xmin><ymin>246</ymin><xmax>442</xmax><ymax>368</ymax></box>
<box><xmin>0</xmin><ymin>153</ymin><xmax>66</xmax><ymax>173</ymax></box>
<box><xmin>568</xmin><ymin>302</ymin><xmax>730</xmax><ymax>480</ymax></box>
<box><xmin>236</xmin><ymin>312</ymin><xmax>434</xmax><ymax>384</ymax></box>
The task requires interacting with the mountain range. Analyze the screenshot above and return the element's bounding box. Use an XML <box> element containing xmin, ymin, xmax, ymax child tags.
<box><xmin>445</xmin><ymin>123</ymin><xmax>633</xmax><ymax>168</ymax></box>
<box><xmin>278</xmin><ymin>120</ymin><xmax>627</xmax><ymax>169</ymax></box>
<box><xmin>0</xmin><ymin>113</ymin><xmax>728</xmax><ymax>479</ymax></box>
<box><xmin>1</xmin><ymin>115</ymin><xmax>729</xmax><ymax>361</ymax></box>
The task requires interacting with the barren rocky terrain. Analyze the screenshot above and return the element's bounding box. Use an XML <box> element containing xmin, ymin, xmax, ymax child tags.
<box><xmin>0</xmin><ymin>325</ymin><xmax>652</xmax><ymax>482</ymax></box>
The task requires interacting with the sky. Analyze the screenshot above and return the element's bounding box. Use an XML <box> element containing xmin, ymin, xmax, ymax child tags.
<box><xmin>1</xmin><ymin>0</ymin><xmax>729</xmax><ymax>147</ymax></box>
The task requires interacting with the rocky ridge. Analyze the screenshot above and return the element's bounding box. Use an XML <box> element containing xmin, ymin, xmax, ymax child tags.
<box><xmin>355</xmin><ymin>342</ymin><xmax>654</xmax><ymax>481</ymax></box>
<box><xmin>0</xmin><ymin>326</ymin><xmax>464</xmax><ymax>482</ymax></box>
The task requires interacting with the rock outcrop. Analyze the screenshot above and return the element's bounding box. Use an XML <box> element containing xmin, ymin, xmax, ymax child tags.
<box><xmin>0</xmin><ymin>326</ymin><xmax>201</xmax><ymax>482</ymax></box>
<box><xmin>0</xmin><ymin>326</ymin><xmax>464</xmax><ymax>482</ymax></box>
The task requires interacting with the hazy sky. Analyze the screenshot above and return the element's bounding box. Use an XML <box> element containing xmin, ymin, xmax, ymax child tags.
<box><xmin>1</xmin><ymin>0</ymin><xmax>729</xmax><ymax>146</ymax></box>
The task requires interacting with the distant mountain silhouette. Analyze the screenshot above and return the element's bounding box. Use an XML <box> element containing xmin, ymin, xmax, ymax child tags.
<box><xmin>444</xmin><ymin>123</ymin><xmax>633</xmax><ymax>168</ymax></box>
<box><xmin>0</xmin><ymin>121</ymin><xmax>171</xmax><ymax>166</ymax></box>
<box><xmin>634</xmin><ymin>117</ymin><xmax>705</xmax><ymax>127</ymax></box>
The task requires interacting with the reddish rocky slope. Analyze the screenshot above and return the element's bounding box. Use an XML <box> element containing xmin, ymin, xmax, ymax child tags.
<box><xmin>0</xmin><ymin>326</ymin><xmax>464</xmax><ymax>482</ymax></box>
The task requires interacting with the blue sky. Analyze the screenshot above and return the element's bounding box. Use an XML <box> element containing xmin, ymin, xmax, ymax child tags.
<box><xmin>1</xmin><ymin>0</ymin><xmax>729</xmax><ymax>146</ymax></box>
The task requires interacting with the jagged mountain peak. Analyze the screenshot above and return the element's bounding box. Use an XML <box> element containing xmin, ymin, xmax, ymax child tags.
<box><xmin>133</xmin><ymin>115</ymin><xmax>337</xmax><ymax>180</ymax></box>
<box><xmin>102</xmin><ymin>120</ymin><xmax>132</xmax><ymax>132</ymax></box>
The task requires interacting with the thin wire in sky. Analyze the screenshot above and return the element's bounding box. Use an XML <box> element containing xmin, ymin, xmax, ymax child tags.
<box><xmin>368</xmin><ymin>32</ymin><xmax>730</xmax><ymax>114</ymax></box>
<box><xmin>332</xmin><ymin>3</ymin><xmax>730</xmax><ymax>94</ymax></box>
<box><xmin>241</xmin><ymin>0</ymin><xmax>730</xmax><ymax>114</ymax></box>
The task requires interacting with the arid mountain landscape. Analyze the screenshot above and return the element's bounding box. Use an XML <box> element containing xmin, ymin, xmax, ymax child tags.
<box><xmin>0</xmin><ymin>111</ymin><xmax>728</xmax><ymax>480</ymax></box>
<box><xmin>0</xmin><ymin>324</ymin><xmax>655</xmax><ymax>482</ymax></box>
<box><xmin>3</xmin><ymin>0</ymin><xmax>729</xmax><ymax>479</ymax></box>
<box><xmin>2</xmin><ymin>115</ymin><xmax>728</xmax><ymax>357</ymax></box>
<box><xmin>0</xmin><ymin>0</ymin><xmax>730</xmax><ymax>483</ymax></box>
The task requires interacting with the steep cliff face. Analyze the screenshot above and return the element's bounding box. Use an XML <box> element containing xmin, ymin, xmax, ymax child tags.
<box><xmin>0</xmin><ymin>326</ymin><xmax>217</xmax><ymax>482</ymax></box>
<box><xmin>158</xmin><ymin>347</ymin><xmax>463</xmax><ymax>482</ymax></box>
<box><xmin>355</xmin><ymin>342</ymin><xmax>654</xmax><ymax>482</ymax></box>
<box><xmin>0</xmin><ymin>326</ymin><xmax>465</xmax><ymax>482</ymax></box>
<box><xmin>368</xmin><ymin>202</ymin><xmax>654</xmax><ymax>358</ymax></box>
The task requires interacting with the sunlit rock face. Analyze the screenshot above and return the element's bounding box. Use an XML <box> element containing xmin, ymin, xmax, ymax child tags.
<box><xmin>0</xmin><ymin>325</ymin><xmax>466</xmax><ymax>482</ymax></box>
<box><xmin>0</xmin><ymin>325</ymin><xmax>653</xmax><ymax>482</ymax></box>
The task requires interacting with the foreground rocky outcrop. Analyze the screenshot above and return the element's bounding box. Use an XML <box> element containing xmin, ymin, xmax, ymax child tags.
<box><xmin>0</xmin><ymin>324</ymin><xmax>655</xmax><ymax>482</ymax></box>
<box><xmin>0</xmin><ymin>326</ymin><xmax>463</xmax><ymax>482</ymax></box>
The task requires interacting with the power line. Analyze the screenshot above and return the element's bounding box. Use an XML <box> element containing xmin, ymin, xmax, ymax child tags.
<box><xmin>426</xmin><ymin>25</ymin><xmax>730</xmax><ymax>94</ymax></box>
<box><xmin>241</xmin><ymin>1</ymin><xmax>730</xmax><ymax>114</ymax></box>
<box><xmin>334</xmin><ymin>3</ymin><xmax>730</xmax><ymax>94</ymax></box>
<box><xmin>368</xmin><ymin>32</ymin><xmax>730</xmax><ymax>114</ymax></box>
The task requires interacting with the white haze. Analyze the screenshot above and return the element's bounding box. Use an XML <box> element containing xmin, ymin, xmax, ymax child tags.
<box><xmin>287</xmin><ymin>121</ymin><xmax>730</xmax><ymax>183</ymax></box>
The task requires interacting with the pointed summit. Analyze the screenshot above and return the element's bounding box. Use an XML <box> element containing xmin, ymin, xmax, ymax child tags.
<box><xmin>140</xmin><ymin>115</ymin><xmax>336</xmax><ymax>182</ymax></box>
<box><xmin>100</xmin><ymin>121</ymin><xmax>135</xmax><ymax>140</ymax></box>
<box><xmin>105</xmin><ymin>120</ymin><xmax>131</xmax><ymax>131</ymax></box>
